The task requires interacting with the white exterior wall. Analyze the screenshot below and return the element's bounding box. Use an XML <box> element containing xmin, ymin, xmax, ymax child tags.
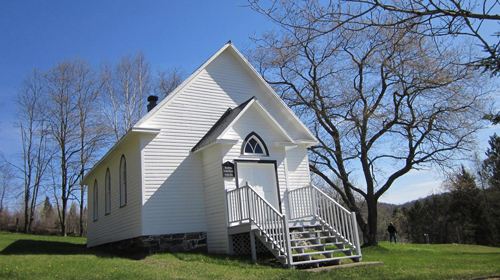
<box><xmin>137</xmin><ymin>47</ymin><xmax>314</xmax><ymax>237</ymax></box>
<box><xmin>285</xmin><ymin>145</ymin><xmax>311</xmax><ymax>190</ymax></box>
<box><xmin>200</xmin><ymin>145</ymin><xmax>229</xmax><ymax>253</ymax></box>
<box><xmin>87</xmin><ymin>135</ymin><xmax>142</xmax><ymax>247</ymax></box>
<box><xmin>221</xmin><ymin>106</ymin><xmax>288</xmax><ymax>212</ymax></box>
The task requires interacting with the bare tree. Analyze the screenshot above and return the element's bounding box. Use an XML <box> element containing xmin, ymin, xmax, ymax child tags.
<box><xmin>100</xmin><ymin>51</ymin><xmax>152</xmax><ymax>141</ymax></box>
<box><xmin>155</xmin><ymin>66</ymin><xmax>185</xmax><ymax>100</ymax></box>
<box><xmin>0</xmin><ymin>161</ymin><xmax>16</xmax><ymax>214</ymax></box>
<box><xmin>42</xmin><ymin>59</ymin><xmax>101</xmax><ymax>237</ymax></box>
<box><xmin>15</xmin><ymin>70</ymin><xmax>52</xmax><ymax>233</ymax></box>
<box><xmin>345</xmin><ymin>0</ymin><xmax>500</xmax><ymax>74</ymax></box>
<box><xmin>73</xmin><ymin>61</ymin><xmax>105</xmax><ymax>237</ymax></box>
<box><xmin>248</xmin><ymin>0</ymin><xmax>500</xmax><ymax>74</ymax></box>
<box><xmin>247</xmin><ymin>2</ymin><xmax>491</xmax><ymax>246</ymax></box>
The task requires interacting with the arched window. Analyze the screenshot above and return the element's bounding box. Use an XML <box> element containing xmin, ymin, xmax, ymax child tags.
<box><xmin>120</xmin><ymin>155</ymin><xmax>127</xmax><ymax>207</ymax></box>
<box><xmin>241</xmin><ymin>132</ymin><xmax>269</xmax><ymax>156</ymax></box>
<box><xmin>105</xmin><ymin>168</ymin><xmax>111</xmax><ymax>214</ymax></box>
<box><xmin>93</xmin><ymin>180</ymin><xmax>98</xmax><ymax>221</ymax></box>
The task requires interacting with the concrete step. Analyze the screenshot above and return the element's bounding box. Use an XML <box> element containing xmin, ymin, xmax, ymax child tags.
<box><xmin>291</xmin><ymin>255</ymin><xmax>362</xmax><ymax>266</ymax></box>
<box><xmin>291</xmin><ymin>242</ymin><xmax>346</xmax><ymax>250</ymax></box>
<box><xmin>292</xmin><ymin>248</ymin><xmax>353</xmax><ymax>257</ymax></box>
<box><xmin>290</xmin><ymin>236</ymin><xmax>338</xmax><ymax>242</ymax></box>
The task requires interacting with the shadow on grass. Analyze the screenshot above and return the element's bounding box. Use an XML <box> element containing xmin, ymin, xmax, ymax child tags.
<box><xmin>0</xmin><ymin>240</ymin><xmax>149</xmax><ymax>260</ymax></box>
<box><xmin>1</xmin><ymin>239</ymin><xmax>304</xmax><ymax>266</ymax></box>
<box><xmin>1</xmin><ymin>239</ymin><xmax>266</xmax><ymax>264</ymax></box>
<box><xmin>462</xmin><ymin>252</ymin><xmax>500</xmax><ymax>256</ymax></box>
<box><xmin>168</xmin><ymin>251</ymin><xmax>284</xmax><ymax>269</ymax></box>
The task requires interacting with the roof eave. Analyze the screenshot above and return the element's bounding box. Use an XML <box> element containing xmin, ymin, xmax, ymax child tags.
<box><xmin>81</xmin><ymin>127</ymin><xmax>161</xmax><ymax>185</ymax></box>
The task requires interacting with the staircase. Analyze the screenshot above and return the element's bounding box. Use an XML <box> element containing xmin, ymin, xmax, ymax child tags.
<box><xmin>288</xmin><ymin>224</ymin><xmax>359</xmax><ymax>266</ymax></box>
<box><xmin>227</xmin><ymin>184</ymin><xmax>362</xmax><ymax>268</ymax></box>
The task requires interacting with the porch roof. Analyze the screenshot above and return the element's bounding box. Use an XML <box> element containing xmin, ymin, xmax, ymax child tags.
<box><xmin>191</xmin><ymin>96</ymin><xmax>255</xmax><ymax>152</ymax></box>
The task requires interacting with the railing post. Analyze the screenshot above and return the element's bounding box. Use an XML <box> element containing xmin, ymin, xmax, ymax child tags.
<box><xmin>226</xmin><ymin>190</ymin><xmax>231</xmax><ymax>224</ymax></box>
<box><xmin>238</xmin><ymin>186</ymin><xmax>244</xmax><ymax>221</ymax></box>
<box><xmin>250</xmin><ymin>231</ymin><xmax>257</xmax><ymax>262</ymax></box>
<box><xmin>284</xmin><ymin>189</ymin><xmax>290</xmax><ymax>219</ymax></box>
<box><xmin>310</xmin><ymin>185</ymin><xmax>317</xmax><ymax>218</ymax></box>
<box><xmin>247</xmin><ymin>186</ymin><xmax>252</xmax><ymax>222</ymax></box>
<box><xmin>283</xmin><ymin>214</ymin><xmax>293</xmax><ymax>268</ymax></box>
<box><xmin>351</xmin><ymin>211</ymin><xmax>362</xmax><ymax>257</ymax></box>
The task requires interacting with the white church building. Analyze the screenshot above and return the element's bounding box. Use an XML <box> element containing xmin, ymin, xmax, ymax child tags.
<box><xmin>81</xmin><ymin>42</ymin><xmax>361</xmax><ymax>268</ymax></box>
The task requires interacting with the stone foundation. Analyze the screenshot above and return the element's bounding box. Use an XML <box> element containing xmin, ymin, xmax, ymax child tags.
<box><xmin>97</xmin><ymin>232</ymin><xmax>207</xmax><ymax>255</ymax></box>
<box><xmin>141</xmin><ymin>232</ymin><xmax>207</xmax><ymax>253</ymax></box>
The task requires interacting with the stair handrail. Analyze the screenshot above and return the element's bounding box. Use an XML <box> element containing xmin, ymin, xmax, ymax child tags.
<box><xmin>226</xmin><ymin>184</ymin><xmax>292</xmax><ymax>265</ymax></box>
<box><xmin>287</xmin><ymin>185</ymin><xmax>362</xmax><ymax>257</ymax></box>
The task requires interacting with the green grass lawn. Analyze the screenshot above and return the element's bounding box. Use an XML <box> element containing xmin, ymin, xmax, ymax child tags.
<box><xmin>0</xmin><ymin>232</ymin><xmax>499</xmax><ymax>279</ymax></box>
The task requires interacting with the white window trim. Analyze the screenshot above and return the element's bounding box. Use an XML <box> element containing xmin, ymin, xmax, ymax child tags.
<box><xmin>242</xmin><ymin>133</ymin><xmax>269</xmax><ymax>157</ymax></box>
<box><xmin>105</xmin><ymin>168</ymin><xmax>111</xmax><ymax>215</ymax></box>
<box><xmin>93</xmin><ymin>180</ymin><xmax>98</xmax><ymax>221</ymax></box>
<box><xmin>120</xmin><ymin>155</ymin><xmax>127</xmax><ymax>207</ymax></box>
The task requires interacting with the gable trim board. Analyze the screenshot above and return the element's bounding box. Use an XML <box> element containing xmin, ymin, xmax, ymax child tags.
<box><xmin>192</xmin><ymin>97</ymin><xmax>295</xmax><ymax>153</ymax></box>
<box><xmin>83</xmin><ymin>43</ymin><xmax>318</xmax><ymax>255</ymax></box>
<box><xmin>135</xmin><ymin>43</ymin><xmax>317</xmax><ymax>145</ymax></box>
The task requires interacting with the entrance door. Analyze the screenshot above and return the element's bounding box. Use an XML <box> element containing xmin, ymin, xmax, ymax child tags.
<box><xmin>237</xmin><ymin>162</ymin><xmax>280</xmax><ymax>211</ymax></box>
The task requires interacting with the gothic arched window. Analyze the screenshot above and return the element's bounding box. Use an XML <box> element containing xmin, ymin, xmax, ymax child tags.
<box><xmin>120</xmin><ymin>155</ymin><xmax>127</xmax><ymax>207</ymax></box>
<box><xmin>105</xmin><ymin>168</ymin><xmax>111</xmax><ymax>214</ymax></box>
<box><xmin>93</xmin><ymin>180</ymin><xmax>98</xmax><ymax>221</ymax></box>
<box><xmin>241</xmin><ymin>132</ymin><xmax>269</xmax><ymax>156</ymax></box>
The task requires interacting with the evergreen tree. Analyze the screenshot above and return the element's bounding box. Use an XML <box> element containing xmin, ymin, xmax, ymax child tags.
<box><xmin>41</xmin><ymin>196</ymin><xmax>55</xmax><ymax>232</ymax></box>
<box><xmin>448</xmin><ymin>167</ymin><xmax>492</xmax><ymax>245</ymax></box>
<box><xmin>407</xmin><ymin>201</ymin><xmax>426</xmax><ymax>243</ymax></box>
<box><xmin>484</xmin><ymin>134</ymin><xmax>500</xmax><ymax>189</ymax></box>
<box><xmin>67</xmin><ymin>203</ymin><xmax>79</xmax><ymax>235</ymax></box>
<box><xmin>483</xmin><ymin>133</ymin><xmax>500</xmax><ymax>245</ymax></box>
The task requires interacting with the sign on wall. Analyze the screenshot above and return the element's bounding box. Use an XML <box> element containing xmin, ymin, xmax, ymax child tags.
<box><xmin>222</xmin><ymin>161</ymin><xmax>235</xmax><ymax>178</ymax></box>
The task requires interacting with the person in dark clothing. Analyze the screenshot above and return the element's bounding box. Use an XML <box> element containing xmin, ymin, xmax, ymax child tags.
<box><xmin>388</xmin><ymin>222</ymin><xmax>398</xmax><ymax>243</ymax></box>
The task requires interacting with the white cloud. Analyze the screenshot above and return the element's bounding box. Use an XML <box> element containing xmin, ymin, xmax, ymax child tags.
<box><xmin>378</xmin><ymin>171</ymin><xmax>444</xmax><ymax>205</ymax></box>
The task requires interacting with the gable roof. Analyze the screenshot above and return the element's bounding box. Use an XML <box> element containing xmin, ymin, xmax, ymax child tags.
<box><xmin>82</xmin><ymin>43</ymin><xmax>318</xmax><ymax>185</ymax></box>
<box><xmin>191</xmin><ymin>96</ymin><xmax>296</xmax><ymax>153</ymax></box>
<box><xmin>134</xmin><ymin>42</ymin><xmax>317</xmax><ymax>144</ymax></box>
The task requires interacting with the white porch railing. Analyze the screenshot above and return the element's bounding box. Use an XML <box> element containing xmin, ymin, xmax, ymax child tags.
<box><xmin>287</xmin><ymin>185</ymin><xmax>362</xmax><ymax>256</ymax></box>
<box><xmin>226</xmin><ymin>184</ymin><xmax>292</xmax><ymax>264</ymax></box>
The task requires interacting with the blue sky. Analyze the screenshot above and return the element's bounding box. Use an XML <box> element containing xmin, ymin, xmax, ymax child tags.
<box><xmin>0</xmin><ymin>1</ymin><xmax>270</xmax><ymax>163</ymax></box>
<box><xmin>0</xmin><ymin>1</ymin><xmax>498</xmax><ymax>205</ymax></box>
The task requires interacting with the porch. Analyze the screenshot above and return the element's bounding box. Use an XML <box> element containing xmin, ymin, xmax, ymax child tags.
<box><xmin>226</xmin><ymin>185</ymin><xmax>362</xmax><ymax>268</ymax></box>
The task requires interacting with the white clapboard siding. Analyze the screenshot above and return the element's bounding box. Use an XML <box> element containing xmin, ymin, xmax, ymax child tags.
<box><xmin>285</xmin><ymin>145</ymin><xmax>312</xmax><ymax>190</ymax></box>
<box><xmin>87</xmin><ymin>135</ymin><xmax>142</xmax><ymax>247</ymax></box>
<box><xmin>201</xmin><ymin>145</ymin><xmax>229</xmax><ymax>253</ymax></box>
<box><xmin>221</xmin><ymin>105</ymin><xmax>288</xmax><ymax>211</ymax></box>
<box><xmin>139</xmin><ymin>46</ymin><xmax>314</xmax><ymax>236</ymax></box>
<box><xmin>206</xmin><ymin>49</ymin><xmax>314</xmax><ymax>140</ymax></box>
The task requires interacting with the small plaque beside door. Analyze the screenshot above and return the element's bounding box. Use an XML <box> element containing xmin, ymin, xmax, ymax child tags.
<box><xmin>222</xmin><ymin>161</ymin><xmax>235</xmax><ymax>177</ymax></box>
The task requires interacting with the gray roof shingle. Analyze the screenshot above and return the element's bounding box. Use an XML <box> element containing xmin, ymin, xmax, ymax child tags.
<box><xmin>191</xmin><ymin>96</ymin><xmax>255</xmax><ymax>152</ymax></box>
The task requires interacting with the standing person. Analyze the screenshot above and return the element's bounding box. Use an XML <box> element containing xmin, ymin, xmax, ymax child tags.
<box><xmin>388</xmin><ymin>222</ymin><xmax>398</xmax><ymax>243</ymax></box>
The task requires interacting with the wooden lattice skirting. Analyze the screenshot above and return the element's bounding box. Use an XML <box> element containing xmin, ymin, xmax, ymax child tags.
<box><xmin>231</xmin><ymin>232</ymin><xmax>269</xmax><ymax>255</ymax></box>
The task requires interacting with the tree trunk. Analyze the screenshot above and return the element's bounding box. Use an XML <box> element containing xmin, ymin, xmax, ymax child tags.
<box><xmin>61</xmin><ymin>196</ymin><xmax>67</xmax><ymax>237</ymax></box>
<box><xmin>23</xmin><ymin>194</ymin><xmax>29</xmax><ymax>233</ymax></box>
<box><xmin>363</xmin><ymin>197</ymin><xmax>379</xmax><ymax>246</ymax></box>
<box><xmin>79</xmin><ymin>185</ymin><xmax>84</xmax><ymax>237</ymax></box>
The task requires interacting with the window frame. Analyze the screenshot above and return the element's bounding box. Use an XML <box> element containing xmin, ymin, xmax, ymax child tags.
<box><xmin>105</xmin><ymin>168</ymin><xmax>111</xmax><ymax>214</ymax></box>
<box><xmin>93</xmin><ymin>180</ymin><xmax>98</xmax><ymax>221</ymax></box>
<box><xmin>120</xmin><ymin>155</ymin><xmax>127</xmax><ymax>207</ymax></box>
<box><xmin>241</xmin><ymin>132</ymin><xmax>269</xmax><ymax>157</ymax></box>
